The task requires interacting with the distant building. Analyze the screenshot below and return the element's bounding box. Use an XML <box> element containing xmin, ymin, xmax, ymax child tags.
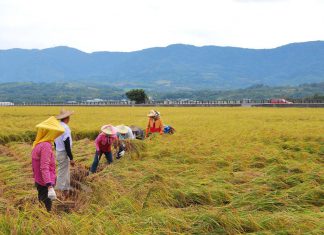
<box><xmin>85</xmin><ymin>98</ymin><xmax>105</xmax><ymax>103</ymax></box>
<box><xmin>0</xmin><ymin>102</ymin><xmax>14</xmax><ymax>106</ymax></box>
<box><xmin>163</xmin><ymin>99</ymin><xmax>173</xmax><ymax>104</ymax></box>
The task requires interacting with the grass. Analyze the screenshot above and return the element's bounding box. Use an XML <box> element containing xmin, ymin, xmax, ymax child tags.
<box><xmin>0</xmin><ymin>107</ymin><xmax>323</xmax><ymax>234</ymax></box>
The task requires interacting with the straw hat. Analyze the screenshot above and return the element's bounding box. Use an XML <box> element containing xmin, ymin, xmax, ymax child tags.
<box><xmin>56</xmin><ymin>109</ymin><xmax>74</xmax><ymax>120</ymax></box>
<box><xmin>147</xmin><ymin>110</ymin><xmax>156</xmax><ymax>117</ymax></box>
<box><xmin>35</xmin><ymin>116</ymin><xmax>65</xmax><ymax>132</ymax></box>
<box><xmin>33</xmin><ymin>116</ymin><xmax>65</xmax><ymax>149</ymax></box>
<box><xmin>101</xmin><ymin>125</ymin><xmax>117</xmax><ymax>135</ymax></box>
<box><xmin>147</xmin><ymin>110</ymin><xmax>160</xmax><ymax>117</ymax></box>
<box><xmin>116</xmin><ymin>125</ymin><xmax>128</xmax><ymax>134</ymax></box>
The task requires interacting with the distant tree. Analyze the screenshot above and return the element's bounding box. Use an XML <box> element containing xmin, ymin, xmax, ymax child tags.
<box><xmin>125</xmin><ymin>89</ymin><xmax>148</xmax><ymax>104</ymax></box>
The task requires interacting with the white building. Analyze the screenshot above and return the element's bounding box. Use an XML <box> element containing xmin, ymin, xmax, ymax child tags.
<box><xmin>0</xmin><ymin>102</ymin><xmax>14</xmax><ymax>106</ymax></box>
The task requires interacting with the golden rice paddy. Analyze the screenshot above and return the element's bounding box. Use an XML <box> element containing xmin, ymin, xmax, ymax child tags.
<box><xmin>0</xmin><ymin>106</ymin><xmax>323</xmax><ymax>234</ymax></box>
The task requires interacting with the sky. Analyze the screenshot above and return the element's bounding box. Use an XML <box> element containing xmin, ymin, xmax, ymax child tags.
<box><xmin>0</xmin><ymin>0</ymin><xmax>323</xmax><ymax>52</ymax></box>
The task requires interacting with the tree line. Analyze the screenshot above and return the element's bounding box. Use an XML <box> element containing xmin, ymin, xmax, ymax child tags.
<box><xmin>0</xmin><ymin>82</ymin><xmax>323</xmax><ymax>103</ymax></box>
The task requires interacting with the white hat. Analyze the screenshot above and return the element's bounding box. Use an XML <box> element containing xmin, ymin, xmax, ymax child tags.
<box><xmin>116</xmin><ymin>125</ymin><xmax>128</xmax><ymax>134</ymax></box>
<box><xmin>147</xmin><ymin>110</ymin><xmax>160</xmax><ymax>117</ymax></box>
<box><xmin>101</xmin><ymin>125</ymin><xmax>117</xmax><ymax>135</ymax></box>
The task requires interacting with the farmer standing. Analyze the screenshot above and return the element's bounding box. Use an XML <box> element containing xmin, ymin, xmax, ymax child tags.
<box><xmin>32</xmin><ymin>116</ymin><xmax>65</xmax><ymax>212</ymax></box>
<box><xmin>54</xmin><ymin>109</ymin><xmax>75</xmax><ymax>195</ymax></box>
<box><xmin>146</xmin><ymin>110</ymin><xmax>164</xmax><ymax>137</ymax></box>
<box><xmin>90</xmin><ymin>125</ymin><xmax>118</xmax><ymax>173</ymax></box>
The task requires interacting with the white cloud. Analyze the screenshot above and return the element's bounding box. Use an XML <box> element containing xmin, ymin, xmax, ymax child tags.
<box><xmin>0</xmin><ymin>0</ymin><xmax>323</xmax><ymax>52</ymax></box>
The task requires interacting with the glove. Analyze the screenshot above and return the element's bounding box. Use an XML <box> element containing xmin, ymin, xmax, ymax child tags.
<box><xmin>48</xmin><ymin>187</ymin><xmax>57</xmax><ymax>200</ymax></box>
<box><xmin>119</xmin><ymin>150</ymin><xmax>125</xmax><ymax>157</ymax></box>
<box><xmin>116</xmin><ymin>150</ymin><xmax>125</xmax><ymax>159</ymax></box>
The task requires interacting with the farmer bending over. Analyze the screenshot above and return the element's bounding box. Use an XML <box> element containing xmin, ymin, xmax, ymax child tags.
<box><xmin>90</xmin><ymin>125</ymin><xmax>118</xmax><ymax>173</ymax></box>
<box><xmin>116</xmin><ymin>124</ymin><xmax>135</xmax><ymax>159</ymax></box>
<box><xmin>129</xmin><ymin>125</ymin><xmax>145</xmax><ymax>140</ymax></box>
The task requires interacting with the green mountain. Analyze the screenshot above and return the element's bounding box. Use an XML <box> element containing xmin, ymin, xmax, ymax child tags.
<box><xmin>0</xmin><ymin>82</ymin><xmax>125</xmax><ymax>103</ymax></box>
<box><xmin>155</xmin><ymin>83</ymin><xmax>324</xmax><ymax>101</ymax></box>
<box><xmin>0</xmin><ymin>41</ymin><xmax>324</xmax><ymax>90</ymax></box>
<box><xmin>0</xmin><ymin>82</ymin><xmax>323</xmax><ymax>103</ymax></box>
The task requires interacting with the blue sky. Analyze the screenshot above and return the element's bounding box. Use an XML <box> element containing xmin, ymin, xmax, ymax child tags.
<box><xmin>0</xmin><ymin>0</ymin><xmax>323</xmax><ymax>52</ymax></box>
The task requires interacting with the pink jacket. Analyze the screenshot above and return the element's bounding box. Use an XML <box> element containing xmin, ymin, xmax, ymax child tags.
<box><xmin>31</xmin><ymin>142</ymin><xmax>56</xmax><ymax>186</ymax></box>
<box><xmin>95</xmin><ymin>133</ymin><xmax>118</xmax><ymax>153</ymax></box>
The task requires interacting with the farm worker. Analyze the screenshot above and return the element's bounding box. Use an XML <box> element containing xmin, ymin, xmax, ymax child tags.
<box><xmin>54</xmin><ymin>109</ymin><xmax>75</xmax><ymax>196</ymax></box>
<box><xmin>31</xmin><ymin>116</ymin><xmax>65</xmax><ymax>212</ymax></box>
<box><xmin>116</xmin><ymin>124</ymin><xmax>135</xmax><ymax>140</ymax></box>
<box><xmin>89</xmin><ymin>125</ymin><xmax>118</xmax><ymax>173</ymax></box>
<box><xmin>129</xmin><ymin>125</ymin><xmax>145</xmax><ymax>140</ymax></box>
<box><xmin>145</xmin><ymin>110</ymin><xmax>164</xmax><ymax>137</ymax></box>
<box><xmin>115</xmin><ymin>124</ymin><xmax>135</xmax><ymax>159</ymax></box>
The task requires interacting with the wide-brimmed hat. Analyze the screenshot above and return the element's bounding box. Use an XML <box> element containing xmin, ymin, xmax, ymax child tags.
<box><xmin>101</xmin><ymin>125</ymin><xmax>117</xmax><ymax>135</ymax></box>
<box><xmin>33</xmin><ymin>116</ymin><xmax>65</xmax><ymax>149</ymax></box>
<box><xmin>56</xmin><ymin>109</ymin><xmax>74</xmax><ymax>120</ymax></box>
<box><xmin>147</xmin><ymin>109</ymin><xmax>160</xmax><ymax>117</ymax></box>
<box><xmin>147</xmin><ymin>110</ymin><xmax>156</xmax><ymax>117</ymax></box>
<box><xmin>116</xmin><ymin>125</ymin><xmax>128</xmax><ymax>134</ymax></box>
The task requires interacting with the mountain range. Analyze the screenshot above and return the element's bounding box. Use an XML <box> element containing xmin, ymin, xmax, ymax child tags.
<box><xmin>0</xmin><ymin>41</ymin><xmax>324</xmax><ymax>90</ymax></box>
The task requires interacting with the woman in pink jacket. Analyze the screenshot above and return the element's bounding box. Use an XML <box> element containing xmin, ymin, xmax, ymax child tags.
<box><xmin>89</xmin><ymin>125</ymin><xmax>118</xmax><ymax>173</ymax></box>
<box><xmin>31</xmin><ymin>116</ymin><xmax>64</xmax><ymax>212</ymax></box>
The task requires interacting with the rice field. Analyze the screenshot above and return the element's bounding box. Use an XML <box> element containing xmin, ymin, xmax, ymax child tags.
<box><xmin>0</xmin><ymin>106</ymin><xmax>323</xmax><ymax>234</ymax></box>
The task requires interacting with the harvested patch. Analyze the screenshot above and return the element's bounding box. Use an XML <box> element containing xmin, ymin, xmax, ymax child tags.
<box><xmin>172</xmin><ymin>189</ymin><xmax>213</xmax><ymax>207</ymax></box>
<box><xmin>216</xmin><ymin>160</ymin><xmax>230</xmax><ymax>168</ymax></box>
<box><xmin>300</xmin><ymin>188</ymin><xmax>324</xmax><ymax>207</ymax></box>
<box><xmin>288</xmin><ymin>166</ymin><xmax>304</xmax><ymax>174</ymax></box>
<box><xmin>284</xmin><ymin>175</ymin><xmax>304</xmax><ymax>187</ymax></box>
<box><xmin>267</xmin><ymin>176</ymin><xmax>290</xmax><ymax>190</ymax></box>
<box><xmin>231</xmin><ymin>171</ymin><xmax>263</xmax><ymax>184</ymax></box>
<box><xmin>125</xmin><ymin>140</ymin><xmax>146</xmax><ymax>159</ymax></box>
<box><xmin>172</xmin><ymin>188</ymin><xmax>231</xmax><ymax>208</ymax></box>
<box><xmin>281</xmin><ymin>143</ymin><xmax>301</xmax><ymax>152</ymax></box>
<box><xmin>232</xmin><ymin>162</ymin><xmax>244</xmax><ymax>172</ymax></box>
<box><xmin>190</xmin><ymin>212</ymin><xmax>227</xmax><ymax>234</ymax></box>
<box><xmin>71</xmin><ymin>164</ymin><xmax>91</xmax><ymax>191</ymax></box>
<box><xmin>250</xmin><ymin>161</ymin><xmax>266</xmax><ymax>168</ymax></box>
<box><xmin>54</xmin><ymin>163</ymin><xmax>94</xmax><ymax>212</ymax></box>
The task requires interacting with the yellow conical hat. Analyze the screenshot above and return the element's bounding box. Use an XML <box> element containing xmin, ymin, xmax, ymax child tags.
<box><xmin>32</xmin><ymin>116</ymin><xmax>65</xmax><ymax>148</ymax></box>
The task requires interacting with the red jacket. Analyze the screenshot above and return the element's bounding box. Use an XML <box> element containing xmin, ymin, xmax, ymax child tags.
<box><xmin>146</xmin><ymin>118</ymin><xmax>164</xmax><ymax>135</ymax></box>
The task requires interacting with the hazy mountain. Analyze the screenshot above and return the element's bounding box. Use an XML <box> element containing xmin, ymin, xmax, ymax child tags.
<box><xmin>1</xmin><ymin>41</ymin><xmax>324</xmax><ymax>90</ymax></box>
